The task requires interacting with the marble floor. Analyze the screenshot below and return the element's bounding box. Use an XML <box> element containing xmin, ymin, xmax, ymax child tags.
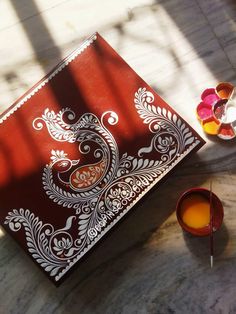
<box><xmin>0</xmin><ymin>0</ymin><xmax>236</xmax><ymax>313</ymax></box>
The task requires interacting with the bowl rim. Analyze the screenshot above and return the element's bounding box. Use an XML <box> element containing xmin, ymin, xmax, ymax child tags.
<box><xmin>216</xmin><ymin>81</ymin><xmax>234</xmax><ymax>99</ymax></box>
<box><xmin>176</xmin><ymin>187</ymin><xmax>224</xmax><ymax>236</ymax></box>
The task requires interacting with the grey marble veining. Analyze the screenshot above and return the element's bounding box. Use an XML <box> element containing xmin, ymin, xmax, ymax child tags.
<box><xmin>1</xmin><ymin>0</ymin><xmax>236</xmax><ymax>313</ymax></box>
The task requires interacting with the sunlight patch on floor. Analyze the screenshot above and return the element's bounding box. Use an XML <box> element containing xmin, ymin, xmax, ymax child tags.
<box><xmin>0</xmin><ymin>227</ymin><xmax>5</xmax><ymax>239</ymax></box>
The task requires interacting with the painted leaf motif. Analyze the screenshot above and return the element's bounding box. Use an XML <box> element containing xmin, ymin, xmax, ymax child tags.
<box><xmin>2</xmin><ymin>87</ymin><xmax>200</xmax><ymax>282</ymax></box>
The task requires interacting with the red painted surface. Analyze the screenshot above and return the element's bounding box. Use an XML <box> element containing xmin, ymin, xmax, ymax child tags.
<box><xmin>0</xmin><ymin>33</ymin><xmax>205</xmax><ymax>284</ymax></box>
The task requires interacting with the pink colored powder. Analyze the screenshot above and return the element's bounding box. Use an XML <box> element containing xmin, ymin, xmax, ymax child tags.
<box><xmin>201</xmin><ymin>88</ymin><xmax>220</xmax><ymax>106</ymax></box>
<box><xmin>197</xmin><ymin>102</ymin><xmax>213</xmax><ymax>120</ymax></box>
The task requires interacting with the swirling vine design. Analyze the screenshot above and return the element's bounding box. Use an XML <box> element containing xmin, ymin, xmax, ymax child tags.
<box><xmin>4</xmin><ymin>87</ymin><xmax>199</xmax><ymax>281</ymax></box>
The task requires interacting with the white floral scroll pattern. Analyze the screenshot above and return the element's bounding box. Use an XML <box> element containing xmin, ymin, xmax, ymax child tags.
<box><xmin>134</xmin><ymin>88</ymin><xmax>195</xmax><ymax>157</ymax></box>
<box><xmin>4</xmin><ymin>87</ymin><xmax>200</xmax><ymax>281</ymax></box>
<box><xmin>4</xmin><ymin>209</ymin><xmax>77</xmax><ymax>277</ymax></box>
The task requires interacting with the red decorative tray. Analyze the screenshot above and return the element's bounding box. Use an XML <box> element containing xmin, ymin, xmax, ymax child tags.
<box><xmin>0</xmin><ymin>33</ymin><xmax>204</xmax><ymax>284</ymax></box>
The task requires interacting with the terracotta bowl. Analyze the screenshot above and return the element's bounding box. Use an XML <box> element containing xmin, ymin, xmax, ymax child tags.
<box><xmin>176</xmin><ymin>187</ymin><xmax>224</xmax><ymax>236</ymax></box>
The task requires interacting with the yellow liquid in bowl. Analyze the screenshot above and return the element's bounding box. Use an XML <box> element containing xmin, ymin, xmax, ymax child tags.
<box><xmin>181</xmin><ymin>194</ymin><xmax>210</xmax><ymax>229</ymax></box>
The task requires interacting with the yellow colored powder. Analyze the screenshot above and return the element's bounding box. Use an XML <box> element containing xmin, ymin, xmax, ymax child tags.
<box><xmin>203</xmin><ymin>120</ymin><xmax>220</xmax><ymax>135</ymax></box>
<box><xmin>181</xmin><ymin>194</ymin><xmax>210</xmax><ymax>229</ymax></box>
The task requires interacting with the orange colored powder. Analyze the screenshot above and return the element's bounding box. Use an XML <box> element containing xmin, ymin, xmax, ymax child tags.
<box><xmin>180</xmin><ymin>194</ymin><xmax>210</xmax><ymax>229</ymax></box>
<box><xmin>217</xmin><ymin>87</ymin><xmax>232</xmax><ymax>99</ymax></box>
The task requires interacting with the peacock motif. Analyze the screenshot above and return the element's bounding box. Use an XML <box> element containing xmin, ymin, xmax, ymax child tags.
<box><xmin>4</xmin><ymin>87</ymin><xmax>199</xmax><ymax>281</ymax></box>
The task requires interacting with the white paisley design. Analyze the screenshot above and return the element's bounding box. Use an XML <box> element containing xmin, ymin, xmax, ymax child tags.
<box><xmin>4</xmin><ymin>87</ymin><xmax>200</xmax><ymax>281</ymax></box>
